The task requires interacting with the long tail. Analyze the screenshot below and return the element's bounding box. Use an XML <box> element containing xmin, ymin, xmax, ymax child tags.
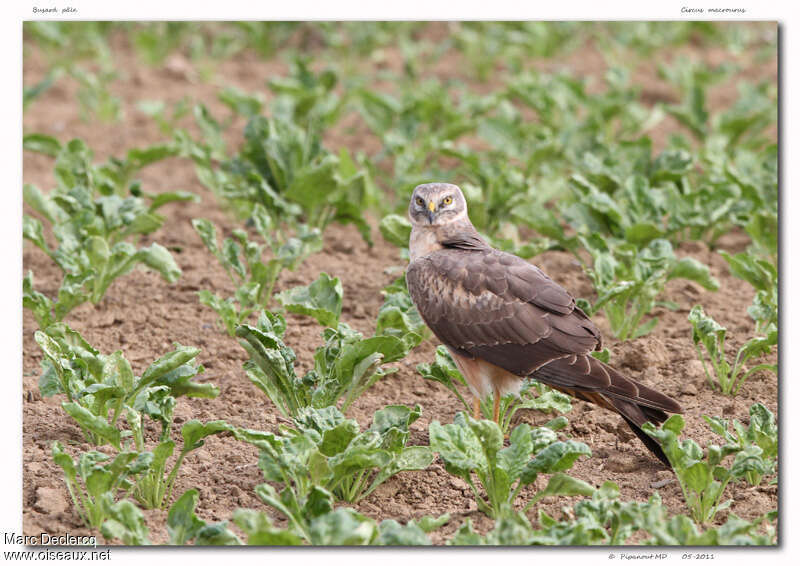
<box><xmin>531</xmin><ymin>354</ymin><xmax>682</xmax><ymax>467</ymax></box>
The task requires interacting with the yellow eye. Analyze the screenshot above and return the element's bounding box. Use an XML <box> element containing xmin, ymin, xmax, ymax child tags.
<box><xmin>443</xmin><ymin>196</ymin><xmax>453</xmax><ymax>205</ymax></box>
<box><xmin>416</xmin><ymin>197</ymin><xmax>425</xmax><ymax>207</ymax></box>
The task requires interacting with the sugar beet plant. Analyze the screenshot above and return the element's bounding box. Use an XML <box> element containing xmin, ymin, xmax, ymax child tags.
<box><xmin>236</xmin><ymin>273</ymin><xmax>421</xmax><ymax>418</ymax></box>
<box><xmin>34</xmin><ymin>323</ymin><xmax>217</xmax><ymax>447</ymax></box>
<box><xmin>235</xmin><ymin>404</ymin><xmax>432</xmax><ymax>506</ymax></box>
<box><xmin>703</xmin><ymin>403</ymin><xmax>778</xmax><ymax>487</ymax></box>
<box><xmin>192</xmin><ymin>205</ymin><xmax>322</xmax><ymax>336</ymax></box>
<box><xmin>643</xmin><ymin>411</ymin><xmax>777</xmax><ymax>525</ymax></box>
<box><xmin>448</xmin><ymin>481</ymin><xmax>776</xmax><ymax>546</ymax></box>
<box><xmin>181</xmin><ymin>88</ymin><xmax>377</xmax><ymax>245</ymax></box>
<box><xmin>688</xmin><ymin>305</ymin><xmax>776</xmax><ymax>396</ymax></box>
<box><xmin>430</xmin><ymin>413</ymin><xmax>593</xmax><ymax>519</ymax></box>
<box><xmin>37</xmin><ymin>322</ymin><xmax>232</xmax><ymax>523</ymax></box>
<box><xmin>23</xmin><ymin>137</ymin><xmax>190</xmax><ymax>328</ymax></box>
<box><xmin>574</xmin><ymin>236</ymin><xmax>719</xmax><ymax>340</ymax></box>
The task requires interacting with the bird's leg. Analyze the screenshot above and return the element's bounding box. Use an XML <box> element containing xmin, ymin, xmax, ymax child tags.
<box><xmin>493</xmin><ymin>390</ymin><xmax>501</xmax><ymax>424</ymax></box>
<box><xmin>472</xmin><ymin>397</ymin><xmax>481</xmax><ymax>420</ymax></box>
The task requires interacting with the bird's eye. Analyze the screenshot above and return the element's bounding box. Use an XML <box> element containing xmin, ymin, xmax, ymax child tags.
<box><xmin>443</xmin><ymin>196</ymin><xmax>453</xmax><ymax>205</ymax></box>
<box><xmin>416</xmin><ymin>197</ymin><xmax>425</xmax><ymax>207</ymax></box>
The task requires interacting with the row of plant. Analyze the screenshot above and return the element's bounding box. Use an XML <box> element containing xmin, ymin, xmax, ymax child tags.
<box><xmin>24</xmin><ymin>22</ymin><xmax>773</xmax><ymax>123</ymax></box>
<box><xmin>30</xmin><ymin>310</ymin><xmax>779</xmax><ymax>545</ymax></box>
<box><xmin>24</xmin><ymin>20</ymin><xmax>778</xmax><ymax>364</ymax></box>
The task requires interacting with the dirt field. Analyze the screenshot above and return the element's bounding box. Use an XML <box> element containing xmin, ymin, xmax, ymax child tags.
<box><xmin>21</xmin><ymin>23</ymin><xmax>778</xmax><ymax>544</ymax></box>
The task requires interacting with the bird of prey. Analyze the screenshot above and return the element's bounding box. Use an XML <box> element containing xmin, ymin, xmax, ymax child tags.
<box><xmin>405</xmin><ymin>182</ymin><xmax>682</xmax><ymax>466</ymax></box>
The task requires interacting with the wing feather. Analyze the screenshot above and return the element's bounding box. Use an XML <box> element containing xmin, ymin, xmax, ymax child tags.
<box><xmin>406</xmin><ymin>247</ymin><xmax>601</xmax><ymax>377</ymax></box>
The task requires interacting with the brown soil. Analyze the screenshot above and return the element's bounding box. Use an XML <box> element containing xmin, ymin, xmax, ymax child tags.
<box><xmin>22</xmin><ymin>23</ymin><xmax>778</xmax><ymax>545</ymax></box>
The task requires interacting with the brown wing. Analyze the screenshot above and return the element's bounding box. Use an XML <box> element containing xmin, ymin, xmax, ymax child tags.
<box><xmin>406</xmin><ymin>246</ymin><xmax>601</xmax><ymax>376</ymax></box>
<box><xmin>406</xmin><ymin>246</ymin><xmax>682</xmax><ymax>415</ymax></box>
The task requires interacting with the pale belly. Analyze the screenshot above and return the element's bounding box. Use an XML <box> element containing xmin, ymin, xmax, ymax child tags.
<box><xmin>447</xmin><ymin>347</ymin><xmax>523</xmax><ymax>399</ymax></box>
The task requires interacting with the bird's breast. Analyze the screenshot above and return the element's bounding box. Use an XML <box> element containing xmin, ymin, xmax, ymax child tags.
<box><xmin>408</xmin><ymin>227</ymin><xmax>443</xmax><ymax>262</ymax></box>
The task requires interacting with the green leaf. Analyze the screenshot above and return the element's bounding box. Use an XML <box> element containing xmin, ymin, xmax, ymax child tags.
<box><xmin>192</xmin><ymin>218</ymin><xmax>219</xmax><ymax>256</ymax></box>
<box><xmin>61</xmin><ymin>402</ymin><xmax>121</xmax><ymax>449</ymax></box>
<box><xmin>376</xmin><ymin>520</ymin><xmax>432</xmax><ymax>545</ymax></box>
<box><xmin>415</xmin><ymin>513</ymin><xmax>451</xmax><ymax>533</ymax></box>
<box><xmin>101</xmin><ymin>500</ymin><xmax>151</xmax><ymax>545</ymax></box>
<box><xmin>524</xmin><ymin>440</ymin><xmax>591</xmax><ymax>476</ymax></box>
<box><xmin>379</xmin><ymin>214</ymin><xmax>412</xmax><ymax>248</ymax></box>
<box><xmin>24</xmin><ymin>133</ymin><xmax>62</xmax><ymax>157</ymax></box>
<box><xmin>147</xmin><ymin>191</ymin><xmax>200</xmax><ymax>212</ymax></box>
<box><xmin>684</xmin><ymin>461</ymin><xmax>712</xmax><ymax>493</ymax></box>
<box><xmin>535</xmin><ymin>472</ymin><xmax>596</xmax><ymax>499</ymax></box>
<box><xmin>23</xmin><ymin>215</ymin><xmax>50</xmax><ymax>254</ymax></box>
<box><xmin>137</xmin><ymin>243</ymin><xmax>182</xmax><ymax>283</ymax></box>
<box><xmin>308</xmin><ymin>508</ymin><xmax>377</xmax><ymax>545</ymax></box>
<box><xmin>180</xmin><ymin>420</ymin><xmax>234</xmax><ymax>453</ymax></box>
<box><xmin>167</xmin><ymin>489</ymin><xmax>206</xmax><ymax>545</ymax></box>
<box><xmin>194</xmin><ymin>523</ymin><xmax>242</xmax><ymax>545</ymax></box>
<box><xmin>219</xmin><ymin>86</ymin><xmax>264</xmax><ymax>118</ymax></box>
<box><xmin>429</xmin><ymin>417</ymin><xmax>490</xmax><ymax>477</ymax></box>
<box><xmin>670</xmin><ymin>257</ymin><xmax>720</xmax><ymax>290</ymax></box>
<box><xmin>24</xmin><ymin>184</ymin><xmax>60</xmax><ymax>225</ymax></box>
<box><xmin>140</xmin><ymin>345</ymin><xmax>201</xmax><ymax>389</ymax></box>
<box><xmin>232</xmin><ymin>509</ymin><xmax>304</xmax><ymax>546</ymax></box>
<box><xmin>275</xmin><ymin>272</ymin><xmax>343</xmax><ymax>328</ymax></box>
<box><xmin>625</xmin><ymin>222</ymin><xmax>664</xmax><ymax>246</ymax></box>
<box><xmin>497</xmin><ymin>423</ymin><xmax>533</xmax><ymax>481</ymax></box>
<box><xmin>156</xmin><ymin>363</ymin><xmax>219</xmax><ymax>400</ymax></box>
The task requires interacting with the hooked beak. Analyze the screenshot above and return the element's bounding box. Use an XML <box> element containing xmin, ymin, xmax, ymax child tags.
<box><xmin>426</xmin><ymin>200</ymin><xmax>436</xmax><ymax>223</ymax></box>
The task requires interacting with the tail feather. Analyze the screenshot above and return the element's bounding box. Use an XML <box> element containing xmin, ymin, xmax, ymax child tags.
<box><xmin>532</xmin><ymin>354</ymin><xmax>681</xmax><ymax>467</ymax></box>
<box><xmin>609</xmin><ymin>397</ymin><xmax>672</xmax><ymax>467</ymax></box>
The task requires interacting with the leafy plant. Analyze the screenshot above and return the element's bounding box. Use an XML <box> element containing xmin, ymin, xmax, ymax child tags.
<box><xmin>131</xmin><ymin>420</ymin><xmax>234</xmax><ymax>510</ymax></box>
<box><xmin>101</xmin><ymin>488</ymin><xmax>242</xmax><ymax>545</ymax></box>
<box><xmin>447</xmin><ymin>481</ymin><xmax>776</xmax><ymax>545</ymax></box>
<box><xmin>72</xmin><ymin>67</ymin><xmax>123</xmax><ymax>123</ymax></box>
<box><xmin>100</xmin><ymin>500</ymin><xmax>151</xmax><ymax>544</ymax></box>
<box><xmin>208</xmin><ymin>113</ymin><xmax>377</xmax><ymax>245</ymax></box>
<box><xmin>192</xmin><ymin>210</ymin><xmax>322</xmax><ymax>335</ymax></box>
<box><xmin>237</xmin><ymin>277</ymin><xmax>418</xmax><ymax>417</ymax></box>
<box><xmin>235</xmin><ymin>492</ymin><xmax>377</xmax><ymax>546</ymax></box>
<box><xmin>641</xmin><ymin>510</ymin><xmax>777</xmax><ymax>546</ymax></box>
<box><xmin>719</xmin><ymin>251</ymin><xmax>777</xmax><ymax>333</ymax></box>
<box><xmin>418</xmin><ymin>346</ymin><xmax>572</xmax><ymax>434</ymax></box>
<box><xmin>164</xmin><ymin>489</ymin><xmax>241</xmax><ymax>545</ymax></box>
<box><xmin>236</xmin><ymin>404</ymin><xmax>432</xmax><ymax>504</ymax></box>
<box><xmin>356</xmin><ymin>79</ymin><xmax>482</xmax><ymax>191</ymax></box>
<box><xmin>23</xmin><ymin>138</ymin><xmax>188</xmax><ymax>326</ymax></box>
<box><xmin>688</xmin><ymin>305</ymin><xmax>777</xmax><ymax>396</ymax></box>
<box><xmin>643</xmin><ymin>414</ymin><xmax>770</xmax><ymax>525</ymax></box>
<box><xmin>429</xmin><ymin>413</ymin><xmax>593</xmax><ymax>519</ymax></box>
<box><xmin>374</xmin><ymin>275</ymin><xmax>428</xmax><ymax>346</ymax></box>
<box><xmin>34</xmin><ymin>323</ymin><xmax>217</xmax><ymax>445</ymax></box>
<box><xmin>268</xmin><ymin>56</ymin><xmax>345</xmax><ymax>128</ymax></box>
<box><xmin>236</xmin><ymin>485</ymin><xmax>447</xmax><ymax>546</ymax></box>
<box><xmin>578</xmin><ymin>237</ymin><xmax>719</xmax><ymax>340</ymax></box>
<box><xmin>39</xmin><ymin>324</ymin><xmax>230</xmax><ymax>512</ymax></box>
<box><xmin>703</xmin><ymin>403</ymin><xmax>777</xmax><ymax>486</ymax></box>
<box><xmin>52</xmin><ymin>442</ymin><xmax>152</xmax><ymax>530</ymax></box>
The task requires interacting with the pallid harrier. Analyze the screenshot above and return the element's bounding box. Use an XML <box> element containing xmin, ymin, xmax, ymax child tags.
<box><xmin>406</xmin><ymin>183</ymin><xmax>682</xmax><ymax>466</ymax></box>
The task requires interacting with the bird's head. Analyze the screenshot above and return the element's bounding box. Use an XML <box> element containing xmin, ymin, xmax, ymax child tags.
<box><xmin>408</xmin><ymin>183</ymin><xmax>468</xmax><ymax>227</ymax></box>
